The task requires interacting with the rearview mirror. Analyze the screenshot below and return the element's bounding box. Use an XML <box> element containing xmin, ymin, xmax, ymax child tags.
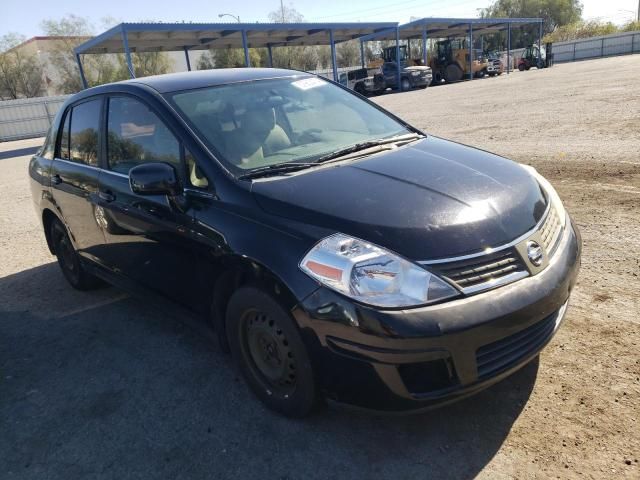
<box><xmin>129</xmin><ymin>162</ymin><xmax>180</xmax><ymax>197</ymax></box>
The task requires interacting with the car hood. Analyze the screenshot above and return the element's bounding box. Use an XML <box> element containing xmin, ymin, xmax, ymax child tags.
<box><xmin>251</xmin><ymin>136</ymin><xmax>547</xmax><ymax>260</ymax></box>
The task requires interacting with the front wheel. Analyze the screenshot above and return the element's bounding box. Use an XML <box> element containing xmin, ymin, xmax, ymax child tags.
<box><xmin>400</xmin><ymin>77</ymin><xmax>411</xmax><ymax>91</ymax></box>
<box><xmin>51</xmin><ymin>219</ymin><xmax>104</xmax><ymax>290</ymax></box>
<box><xmin>226</xmin><ymin>286</ymin><xmax>318</xmax><ymax>417</ymax></box>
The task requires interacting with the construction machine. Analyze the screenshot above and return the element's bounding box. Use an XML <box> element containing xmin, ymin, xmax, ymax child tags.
<box><xmin>518</xmin><ymin>43</ymin><xmax>553</xmax><ymax>71</ymax></box>
<box><xmin>430</xmin><ymin>39</ymin><xmax>490</xmax><ymax>84</ymax></box>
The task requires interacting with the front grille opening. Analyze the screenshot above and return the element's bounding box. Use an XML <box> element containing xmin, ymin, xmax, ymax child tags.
<box><xmin>435</xmin><ymin>249</ymin><xmax>526</xmax><ymax>289</ymax></box>
<box><xmin>476</xmin><ymin>312</ymin><xmax>557</xmax><ymax>379</ymax></box>
<box><xmin>398</xmin><ymin>358</ymin><xmax>458</xmax><ymax>394</ymax></box>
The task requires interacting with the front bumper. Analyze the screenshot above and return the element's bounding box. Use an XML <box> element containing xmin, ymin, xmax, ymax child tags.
<box><xmin>293</xmin><ymin>216</ymin><xmax>581</xmax><ymax>412</ymax></box>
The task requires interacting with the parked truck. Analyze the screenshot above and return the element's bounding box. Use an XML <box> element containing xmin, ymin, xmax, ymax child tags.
<box><xmin>338</xmin><ymin>68</ymin><xmax>386</xmax><ymax>96</ymax></box>
<box><xmin>369</xmin><ymin>45</ymin><xmax>432</xmax><ymax>91</ymax></box>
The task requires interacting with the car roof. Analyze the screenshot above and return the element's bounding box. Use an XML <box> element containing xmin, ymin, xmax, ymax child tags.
<box><xmin>117</xmin><ymin>68</ymin><xmax>313</xmax><ymax>94</ymax></box>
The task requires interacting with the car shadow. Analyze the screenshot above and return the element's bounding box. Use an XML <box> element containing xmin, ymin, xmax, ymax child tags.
<box><xmin>0</xmin><ymin>262</ymin><xmax>539</xmax><ymax>479</ymax></box>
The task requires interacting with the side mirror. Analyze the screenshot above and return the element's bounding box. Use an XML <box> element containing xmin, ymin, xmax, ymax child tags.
<box><xmin>129</xmin><ymin>162</ymin><xmax>180</xmax><ymax>197</ymax></box>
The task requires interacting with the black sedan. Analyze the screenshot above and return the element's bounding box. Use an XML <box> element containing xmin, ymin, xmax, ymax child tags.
<box><xmin>29</xmin><ymin>68</ymin><xmax>581</xmax><ymax>417</ymax></box>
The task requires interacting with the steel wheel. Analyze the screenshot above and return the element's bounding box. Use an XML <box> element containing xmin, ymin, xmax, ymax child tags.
<box><xmin>52</xmin><ymin>221</ymin><xmax>81</xmax><ymax>284</ymax></box>
<box><xmin>226</xmin><ymin>286</ymin><xmax>318</xmax><ymax>417</ymax></box>
<box><xmin>51</xmin><ymin>220</ymin><xmax>104</xmax><ymax>290</ymax></box>
<box><xmin>243</xmin><ymin>309</ymin><xmax>297</xmax><ymax>398</ymax></box>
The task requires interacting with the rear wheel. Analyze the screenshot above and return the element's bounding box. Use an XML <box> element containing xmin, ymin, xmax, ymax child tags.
<box><xmin>518</xmin><ymin>63</ymin><xmax>525</xmax><ymax>72</ymax></box>
<box><xmin>400</xmin><ymin>77</ymin><xmax>411</xmax><ymax>91</ymax></box>
<box><xmin>50</xmin><ymin>219</ymin><xmax>104</xmax><ymax>290</ymax></box>
<box><xmin>226</xmin><ymin>286</ymin><xmax>318</xmax><ymax>417</ymax></box>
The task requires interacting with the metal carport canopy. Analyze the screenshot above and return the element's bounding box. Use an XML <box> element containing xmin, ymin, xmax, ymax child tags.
<box><xmin>359</xmin><ymin>17</ymin><xmax>542</xmax><ymax>41</ymax></box>
<box><xmin>358</xmin><ymin>17</ymin><xmax>543</xmax><ymax>79</ymax></box>
<box><xmin>73</xmin><ymin>22</ymin><xmax>398</xmax><ymax>87</ymax></box>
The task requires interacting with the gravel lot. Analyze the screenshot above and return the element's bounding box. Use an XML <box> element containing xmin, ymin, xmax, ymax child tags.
<box><xmin>1</xmin><ymin>55</ymin><xmax>639</xmax><ymax>479</ymax></box>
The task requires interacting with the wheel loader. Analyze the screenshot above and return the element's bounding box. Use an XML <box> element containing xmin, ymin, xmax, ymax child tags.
<box><xmin>430</xmin><ymin>39</ymin><xmax>490</xmax><ymax>84</ymax></box>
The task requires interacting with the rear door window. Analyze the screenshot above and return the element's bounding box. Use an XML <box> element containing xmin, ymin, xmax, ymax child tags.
<box><xmin>107</xmin><ymin>96</ymin><xmax>180</xmax><ymax>175</ymax></box>
<box><xmin>68</xmin><ymin>99</ymin><xmax>101</xmax><ymax>166</ymax></box>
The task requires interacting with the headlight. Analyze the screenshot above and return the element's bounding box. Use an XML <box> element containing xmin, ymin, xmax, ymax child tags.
<box><xmin>411</xmin><ymin>71</ymin><xmax>420</xmax><ymax>76</ymax></box>
<box><xmin>300</xmin><ymin>234</ymin><xmax>459</xmax><ymax>308</ymax></box>
<box><xmin>521</xmin><ymin>165</ymin><xmax>566</xmax><ymax>228</ymax></box>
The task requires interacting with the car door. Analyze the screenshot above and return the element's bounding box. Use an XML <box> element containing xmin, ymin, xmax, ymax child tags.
<box><xmin>49</xmin><ymin>97</ymin><xmax>108</xmax><ymax>263</ymax></box>
<box><xmin>95</xmin><ymin>94</ymin><xmax>202</xmax><ymax>308</ymax></box>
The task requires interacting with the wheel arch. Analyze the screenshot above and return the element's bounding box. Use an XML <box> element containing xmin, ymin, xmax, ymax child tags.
<box><xmin>42</xmin><ymin>208</ymin><xmax>60</xmax><ymax>255</ymax></box>
<box><xmin>211</xmin><ymin>254</ymin><xmax>309</xmax><ymax>352</ymax></box>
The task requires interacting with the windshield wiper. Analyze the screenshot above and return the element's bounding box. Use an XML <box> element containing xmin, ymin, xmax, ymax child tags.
<box><xmin>237</xmin><ymin>133</ymin><xmax>424</xmax><ymax>180</ymax></box>
<box><xmin>313</xmin><ymin>133</ymin><xmax>423</xmax><ymax>164</ymax></box>
<box><xmin>237</xmin><ymin>162</ymin><xmax>318</xmax><ymax>180</ymax></box>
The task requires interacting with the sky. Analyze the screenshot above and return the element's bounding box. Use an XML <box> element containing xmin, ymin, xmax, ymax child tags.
<box><xmin>2</xmin><ymin>0</ymin><xmax>638</xmax><ymax>38</ymax></box>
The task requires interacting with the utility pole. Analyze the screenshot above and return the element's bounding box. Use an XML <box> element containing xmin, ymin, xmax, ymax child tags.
<box><xmin>281</xmin><ymin>0</ymin><xmax>285</xmax><ymax>23</ymax></box>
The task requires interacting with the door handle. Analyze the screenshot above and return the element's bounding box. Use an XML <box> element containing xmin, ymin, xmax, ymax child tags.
<box><xmin>99</xmin><ymin>191</ymin><xmax>116</xmax><ymax>202</ymax></box>
<box><xmin>51</xmin><ymin>174</ymin><xmax>62</xmax><ymax>185</ymax></box>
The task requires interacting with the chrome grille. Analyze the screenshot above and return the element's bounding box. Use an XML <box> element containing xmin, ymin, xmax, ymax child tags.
<box><xmin>433</xmin><ymin>249</ymin><xmax>528</xmax><ymax>293</ymax></box>
<box><xmin>539</xmin><ymin>205</ymin><xmax>563</xmax><ymax>255</ymax></box>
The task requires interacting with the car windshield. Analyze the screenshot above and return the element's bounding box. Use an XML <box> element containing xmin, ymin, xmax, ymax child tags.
<box><xmin>166</xmin><ymin>76</ymin><xmax>410</xmax><ymax>175</ymax></box>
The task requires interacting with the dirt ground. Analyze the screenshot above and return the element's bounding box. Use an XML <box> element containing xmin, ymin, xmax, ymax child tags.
<box><xmin>1</xmin><ymin>55</ymin><xmax>638</xmax><ymax>479</ymax></box>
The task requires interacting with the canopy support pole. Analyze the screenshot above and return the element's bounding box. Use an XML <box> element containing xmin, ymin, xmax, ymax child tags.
<box><xmin>507</xmin><ymin>22</ymin><xmax>511</xmax><ymax>74</ymax></box>
<box><xmin>422</xmin><ymin>27</ymin><xmax>428</xmax><ymax>65</ymax></box>
<box><xmin>360</xmin><ymin>40</ymin><xmax>365</xmax><ymax>68</ymax></box>
<box><xmin>538</xmin><ymin>21</ymin><xmax>543</xmax><ymax>67</ymax></box>
<box><xmin>121</xmin><ymin>26</ymin><xmax>135</xmax><ymax>78</ymax></box>
<box><xmin>242</xmin><ymin>30</ymin><xmax>251</xmax><ymax>67</ymax></box>
<box><xmin>75</xmin><ymin>53</ymin><xmax>88</xmax><ymax>89</ymax></box>
<box><xmin>184</xmin><ymin>47</ymin><xmax>191</xmax><ymax>71</ymax></box>
<box><xmin>329</xmin><ymin>29</ymin><xmax>338</xmax><ymax>82</ymax></box>
<box><xmin>267</xmin><ymin>44</ymin><xmax>273</xmax><ymax>67</ymax></box>
<box><xmin>468</xmin><ymin>23</ymin><xmax>473</xmax><ymax>80</ymax></box>
<box><xmin>395</xmin><ymin>27</ymin><xmax>401</xmax><ymax>89</ymax></box>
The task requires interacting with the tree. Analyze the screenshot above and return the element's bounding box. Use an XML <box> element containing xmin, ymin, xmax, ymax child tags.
<box><xmin>0</xmin><ymin>33</ymin><xmax>44</xmax><ymax>99</ymax></box>
<box><xmin>480</xmin><ymin>0</ymin><xmax>583</xmax><ymax>50</ymax></box>
<box><xmin>268</xmin><ymin>1</ymin><xmax>304</xmax><ymax>23</ymax></box>
<box><xmin>266</xmin><ymin>3</ymin><xmax>320</xmax><ymax>70</ymax></box>
<box><xmin>543</xmin><ymin>19</ymin><xmax>618</xmax><ymax>42</ymax></box>
<box><xmin>41</xmin><ymin>15</ymin><xmax>171</xmax><ymax>93</ymax></box>
<box><xmin>118</xmin><ymin>51</ymin><xmax>170</xmax><ymax>78</ymax></box>
<box><xmin>41</xmin><ymin>15</ymin><xmax>116</xmax><ymax>93</ymax></box>
<box><xmin>337</xmin><ymin>41</ymin><xmax>360</xmax><ymax>67</ymax></box>
<box><xmin>197</xmin><ymin>48</ymin><xmax>264</xmax><ymax>69</ymax></box>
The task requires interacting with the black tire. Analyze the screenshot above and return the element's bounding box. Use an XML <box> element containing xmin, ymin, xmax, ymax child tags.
<box><xmin>226</xmin><ymin>286</ymin><xmax>318</xmax><ymax>418</ymax></box>
<box><xmin>400</xmin><ymin>77</ymin><xmax>411</xmax><ymax>91</ymax></box>
<box><xmin>50</xmin><ymin>219</ymin><xmax>104</xmax><ymax>290</ymax></box>
<box><xmin>444</xmin><ymin>64</ymin><xmax>463</xmax><ymax>82</ymax></box>
<box><xmin>518</xmin><ymin>63</ymin><xmax>525</xmax><ymax>72</ymax></box>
